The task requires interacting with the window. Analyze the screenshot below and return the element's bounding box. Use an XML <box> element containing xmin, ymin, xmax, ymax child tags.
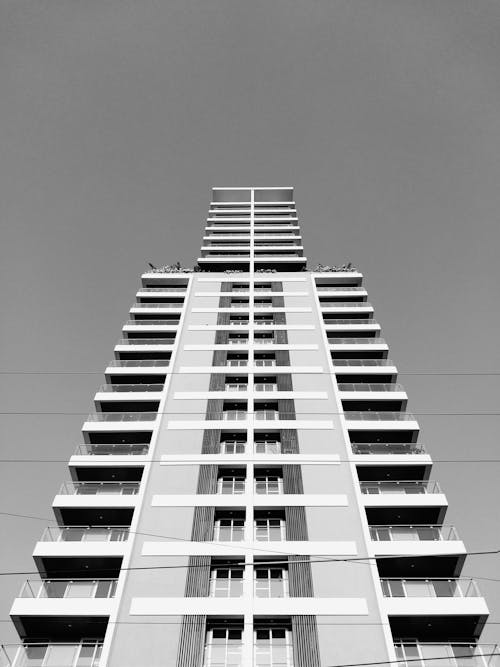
<box><xmin>254</xmin><ymin>628</ymin><xmax>294</xmax><ymax>667</ymax></box>
<box><xmin>255</xmin><ymin>518</ymin><xmax>285</xmax><ymax>541</ymax></box>
<box><xmin>220</xmin><ymin>440</ymin><xmax>246</xmax><ymax>454</ymax></box>
<box><xmin>254</xmin><ymin>567</ymin><xmax>289</xmax><ymax>597</ymax></box>
<box><xmin>204</xmin><ymin>628</ymin><xmax>243</xmax><ymax>667</ymax></box>
<box><xmin>255</xmin><ymin>475</ymin><xmax>283</xmax><ymax>495</ymax></box>
<box><xmin>209</xmin><ymin>567</ymin><xmax>244</xmax><ymax>597</ymax></box>
<box><xmin>214</xmin><ymin>518</ymin><xmax>245</xmax><ymax>542</ymax></box>
<box><xmin>255</xmin><ymin>440</ymin><xmax>282</xmax><ymax>455</ymax></box>
<box><xmin>217</xmin><ymin>476</ymin><xmax>246</xmax><ymax>494</ymax></box>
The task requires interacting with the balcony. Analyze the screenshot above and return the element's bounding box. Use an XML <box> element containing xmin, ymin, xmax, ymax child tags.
<box><xmin>369</xmin><ymin>524</ymin><xmax>465</xmax><ymax>561</ymax></box>
<box><xmin>19</xmin><ymin>579</ymin><xmax>117</xmax><ymax>599</ymax></box>
<box><xmin>329</xmin><ymin>337</ymin><xmax>386</xmax><ymax>345</ymax></box>
<box><xmin>351</xmin><ymin>442</ymin><xmax>426</xmax><ymax>455</ymax></box>
<box><xmin>106</xmin><ymin>359</ymin><xmax>169</xmax><ymax>367</ymax></box>
<box><xmin>345</xmin><ymin>411</ymin><xmax>415</xmax><ymax>421</ymax></box>
<box><xmin>124</xmin><ymin>319</ymin><xmax>179</xmax><ymax>328</ymax></box>
<box><xmin>338</xmin><ymin>383</ymin><xmax>404</xmax><ymax>392</ymax></box>
<box><xmin>382</xmin><ymin>578</ymin><xmax>480</xmax><ymax>599</ymax></box>
<box><xmin>59</xmin><ymin>482</ymin><xmax>140</xmax><ymax>496</ymax></box>
<box><xmin>333</xmin><ymin>358</ymin><xmax>395</xmax><ymax>366</ymax></box>
<box><xmin>74</xmin><ymin>443</ymin><xmax>149</xmax><ymax>456</ymax></box>
<box><xmin>96</xmin><ymin>383</ymin><xmax>164</xmax><ymax>393</ymax></box>
<box><xmin>394</xmin><ymin>643</ymin><xmax>500</xmax><ymax>667</ymax></box>
<box><xmin>361</xmin><ymin>480</ymin><xmax>440</xmax><ymax>495</ymax></box>
<box><xmin>85</xmin><ymin>412</ymin><xmax>157</xmax><ymax>423</ymax></box>
<box><xmin>0</xmin><ymin>642</ymin><xmax>103</xmax><ymax>667</ymax></box>
<box><xmin>116</xmin><ymin>338</ymin><xmax>174</xmax><ymax>346</ymax></box>
<box><xmin>370</xmin><ymin>524</ymin><xmax>459</xmax><ymax>542</ymax></box>
<box><xmin>40</xmin><ymin>526</ymin><xmax>129</xmax><ymax>543</ymax></box>
<box><xmin>130</xmin><ymin>302</ymin><xmax>184</xmax><ymax>309</ymax></box>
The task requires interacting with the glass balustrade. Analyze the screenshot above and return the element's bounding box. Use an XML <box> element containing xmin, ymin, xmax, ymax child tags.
<box><xmin>75</xmin><ymin>444</ymin><xmax>149</xmax><ymax>456</ymax></box>
<box><xmin>351</xmin><ymin>443</ymin><xmax>426</xmax><ymax>455</ymax></box>
<box><xmin>86</xmin><ymin>412</ymin><xmax>158</xmax><ymax>422</ymax></box>
<box><xmin>19</xmin><ymin>579</ymin><xmax>117</xmax><ymax>599</ymax></box>
<box><xmin>132</xmin><ymin>302</ymin><xmax>183</xmax><ymax>309</ymax></box>
<box><xmin>361</xmin><ymin>481</ymin><xmax>440</xmax><ymax>495</ymax></box>
<box><xmin>332</xmin><ymin>359</ymin><xmax>394</xmax><ymax>366</ymax></box>
<box><xmin>338</xmin><ymin>383</ymin><xmax>403</xmax><ymax>392</ymax></box>
<box><xmin>329</xmin><ymin>338</ymin><xmax>386</xmax><ymax>345</ymax></box>
<box><xmin>394</xmin><ymin>643</ymin><xmax>500</xmax><ymax>667</ymax></box>
<box><xmin>381</xmin><ymin>578</ymin><xmax>480</xmax><ymax>598</ymax></box>
<box><xmin>320</xmin><ymin>301</ymin><xmax>372</xmax><ymax>308</ymax></box>
<box><xmin>222</xmin><ymin>411</ymin><xmax>247</xmax><ymax>421</ymax></box>
<box><xmin>116</xmin><ymin>338</ymin><xmax>174</xmax><ymax>345</ymax></box>
<box><xmin>59</xmin><ymin>482</ymin><xmax>140</xmax><ymax>496</ymax></box>
<box><xmin>254</xmin><ymin>411</ymin><xmax>279</xmax><ymax>421</ymax></box>
<box><xmin>316</xmin><ymin>286</ymin><xmax>364</xmax><ymax>291</ymax></box>
<box><xmin>369</xmin><ymin>525</ymin><xmax>458</xmax><ymax>541</ymax></box>
<box><xmin>107</xmin><ymin>359</ymin><xmax>170</xmax><ymax>367</ymax></box>
<box><xmin>344</xmin><ymin>411</ymin><xmax>415</xmax><ymax>421</ymax></box>
<box><xmin>40</xmin><ymin>526</ymin><xmax>129</xmax><ymax>542</ymax></box>
<box><xmin>0</xmin><ymin>642</ymin><xmax>103</xmax><ymax>667</ymax></box>
<box><xmin>324</xmin><ymin>319</ymin><xmax>377</xmax><ymax>325</ymax></box>
<box><xmin>125</xmin><ymin>319</ymin><xmax>179</xmax><ymax>326</ymax></box>
<box><xmin>97</xmin><ymin>383</ymin><xmax>164</xmax><ymax>393</ymax></box>
<box><xmin>138</xmin><ymin>287</ymin><xmax>186</xmax><ymax>293</ymax></box>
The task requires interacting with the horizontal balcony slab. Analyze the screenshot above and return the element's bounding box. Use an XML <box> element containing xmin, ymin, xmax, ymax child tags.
<box><xmin>187</xmin><ymin>324</ymin><xmax>315</xmax><ymax>331</ymax></box>
<box><xmin>196</xmin><ymin>276</ymin><xmax>308</xmax><ymax>283</ymax></box>
<box><xmin>33</xmin><ymin>541</ymin><xmax>128</xmax><ymax>559</ymax></box>
<box><xmin>352</xmin><ymin>454</ymin><xmax>432</xmax><ymax>465</ymax></box>
<box><xmin>94</xmin><ymin>391</ymin><xmax>163</xmax><ymax>402</ymax></box>
<box><xmin>123</xmin><ymin>324</ymin><xmax>179</xmax><ymax>331</ymax></box>
<box><xmin>339</xmin><ymin>391</ymin><xmax>408</xmax><ymax>401</ymax></box>
<box><xmin>321</xmin><ymin>306</ymin><xmax>373</xmax><ymax>313</ymax></box>
<box><xmin>333</xmin><ymin>365</ymin><xmax>398</xmax><ymax>375</ymax></box>
<box><xmin>151</xmin><ymin>493</ymin><xmax>348</xmax><ymax>507</ymax></box>
<box><xmin>193</xmin><ymin>291</ymin><xmax>309</xmax><ymax>297</ymax></box>
<box><xmin>142</xmin><ymin>541</ymin><xmax>358</xmax><ymax>557</ymax></box>
<box><xmin>192</xmin><ymin>307</ymin><xmax>313</xmax><ymax>313</ymax></box>
<box><xmin>114</xmin><ymin>344</ymin><xmax>174</xmax><ymax>352</ymax></box>
<box><xmin>166</xmin><ymin>419</ymin><xmax>335</xmax><ymax>430</ymax></box>
<box><xmin>130</xmin><ymin>597</ymin><xmax>368</xmax><ymax>617</ymax></box>
<box><xmin>316</xmin><ymin>290</ymin><xmax>368</xmax><ymax>297</ymax></box>
<box><xmin>10</xmin><ymin>598</ymin><xmax>115</xmax><ymax>618</ymax></box>
<box><xmin>82</xmin><ymin>421</ymin><xmax>157</xmax><ymax>431</ymax></box>
<box><xmin>105</xmin><ymin>366</ymin><xmax>169</xmax><ymax>375</ymax></box>
<box><xmin>371</xmin><ymin>541</ymin><xmax>466</xmax><ymax>557</ymax></box>
<box><xmin>325</xmin><ymin>324</ymin><xmax>380</xmax><ymax>331</ymax></box>
<box><xmin>129</xmin><ymin>307</ymin><xmax>183</xmax><ymax>314</ymax></box>
<box><xmin>346</xmin><ymin>419</ymin><xmax>419</xmax><ymax>430</ymax></box>
<box><xmin>52</xmin><ymin>495</ymin><xmax>138</xmax><ymax>509</ymax></box>
<box><xmin>69</xmin><ymin>455</ymin><xmax>149</xmax><ymax>466</ymax></box>
<box><xmin>136</xmin><ymin>291</ymin><xmax>186</xmax><ymax>298</ymax></box>
<box><xmin>383</xmin><ymin>597</ymin><xmax>489</xmax><ymax>617</ymax></box>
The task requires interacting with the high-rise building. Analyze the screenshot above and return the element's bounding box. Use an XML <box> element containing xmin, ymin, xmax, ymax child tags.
<box><xmin>3</xmin><ymin>187</ymin><xmax>496</xmax><ymax>667</ymax></box>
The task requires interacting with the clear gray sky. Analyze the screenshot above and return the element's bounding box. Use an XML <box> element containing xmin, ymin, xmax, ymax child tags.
<box><xmin>1</xmin><ymin>0</ymin><xmax>500</xmax><ymax>645</ymax></box>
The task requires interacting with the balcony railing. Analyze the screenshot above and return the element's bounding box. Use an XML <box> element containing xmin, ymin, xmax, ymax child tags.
<box><xmin>316</xmin><ymin>286</ymin><xmax>364</xmax><ymax>291</ymax></box>
<box><xmin>351</xmin><ymin>442</ymin><xmax>426</xmax><ymax>455</ymax></box>
<box><xmin>132</xmin><ymin>302</ymin><xmax>184</xmax><ymax>309</ymax></box>
<box><xmin>19</xmin><ymin>579</ymin><xmax>117</xmax><ymax>599</ymax></box>
<box><xmin>332</xmin><ymin>358</ymin><xmax>394</xmax><ymax>367</ymax></box>
<box><xmin>381</xmin><ymin>578</ymin><xmax>480</xmax><ymax>598</ymax></box>
<box><xmin>344</xmin><ymin>411</ymin><xmax>415</xmax><ymax>421</ymax></box>
<box><xmin>254</xmin><ymin>383</ymin><xmax>277</xmax><ymax>392</ymax></box>
<box><xmin>226</xmin><ymin>360</ymin><xmax>248</xmax><ymax>367</ymax></box>
<box><xmin>40</xmin><ymin>526</ymin><xmax>129</xmax><ymax>542</ymax></box>
<box><xmin>338</xmin><ymin>383</ymin><xmax>404</xmax><ymax>392</ymax></box>
<box><xmin>255</xmin><ymin>410</ymin><xmax>279</xmax><ymax>421</ymax></box>
<box><xmin>59</xmin><ymin>482</ymin><xmax>140</xmax><ymax>496</ymax></box>
<box><xmin>107</xmin><ymin>359</ymin><xmax>170</xmax><ymax>367</ymax></box>
<box><xmin>321</xmin><ymin>301</ymin><xmax>372</xmax><ymax>308</ymax></box>
<box><xmin>254</xmin><ymin>359</ymin><xmax>276</xmax><ymax>367</ymax></box>
<box><xmin>222</xmin><ymin>411</ymin><xmax>247</xmax><ymax>421</ymax></box>
<box><xmin>0</xmin><ymin>642</ymin><xmax>103</xmax><ymax>667</ymax></box>
<box><xmin>97</xmin><ymin>383</ymin><xmax>164</xmax><ymax>393</ymax></box>
<box><xmin>75</xmin><ymin>444</ymin><xmax>149</xmax><ymax>456</ymax></box>
<box><xmin>138</xmin><ymin>287</ymin><xmax>186</xmax><ymax>292</ymax></box>
<box><xmin>394</xmin><ymin>643</ymin><xmax>500</xmax><ymax>667</ymax></box>
<box><xmin>255</xmin><ymin>441</ymin><xmax>282</xmax><ymax>454</ymax></box>
<box><xmin>324</xmin><ymin>319</ymin><xmax>377</xmax><ymax>325</ymax></box>
<box><xmin>369</xmin><ymin>525</ymin><xmax>458</xmax><ymax>541</ymax></box>
<box><xmin>329</xmin><ymin>338</ymin><xmax>386</xmax><ymax>345</ymax></box>
<box><xmin>116</xmin><ymin>338</ymin><xmax>174</xmax><ymax>346</ymax></box>
<box><xmin>361</xmin><ymin>480</ymin><xmax>440</xmax><ymax>495</ymax></box>
<box><xmin>125</xmin><ymin>319</ymin><xmax>179</xmax><ymax>326</ymax></box>
<box><xmin>86</xmin><ymin>412</ymin><xmax>157</xmax><ymax>422</ymax></box>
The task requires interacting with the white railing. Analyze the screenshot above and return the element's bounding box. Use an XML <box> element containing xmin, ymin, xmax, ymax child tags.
<box><xmin>40</xmin><ymin>526</ymin><xmax>129</xmax><ymax>543</ymax></box>
<box><xmin>19</xmin><ymin>579</ymin><xmax>117</xmax><ymax>599</ymax></box>
<box><xmin>0</xmin><ymin>643</ymin><xmax>103</xmax><ymax>667</ymax></box>
<box><xmin>86</xmin><ymin>412</ymin><xmax>157</xmax><ymax>422</ymax></box>
<box><xmin>394</xmin><ymin>643</ymin><xmax>500</xmax><ymax>667</ymax></box>
<box><xmin>361</xmin><ymin>480</ymin><xmax>440</xmax><ymax>494</ymax></box>
<box><xmin>59</xmin><ymin>482</ymin><xmax>140</xmax><ymax>496</ymax></box>
<box><xmin>369</xmin><ymin>525</ymin><xmax>458</xmax><ymax>541</ymax></box>
<box><xmin>75</xmin><ymin>444</ymin><xmax>149</xmax><ymax>456</ymax></box>
<box><xmin>381</xmin><ymin>578</ymin><xmax>480</xmax><ymax>598</ymax></box>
